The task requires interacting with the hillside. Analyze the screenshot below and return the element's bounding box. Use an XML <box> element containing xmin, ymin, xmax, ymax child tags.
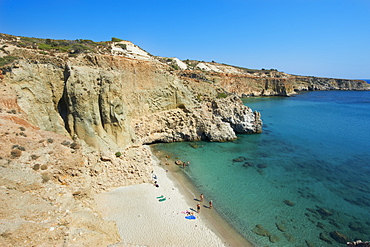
<box><xmin>0</xmin><ymin>33</ymin><xmax>368</xmax><ymax>246</ymax></box>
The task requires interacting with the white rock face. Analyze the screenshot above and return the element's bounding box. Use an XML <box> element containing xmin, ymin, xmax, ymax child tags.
<box><xmin>172</xmin><ymin>57</ymin><xmax>188</xmax><ymax>70</ymax></box>
<box><xmin>111</xmin><ymin>41</ymin><xmax>151</xmax><ymax>60</ymax></box>
<box><xmin>132</xmin><ymin>95</ymin><xmax>262</xmax><ymax>144</ymax></box>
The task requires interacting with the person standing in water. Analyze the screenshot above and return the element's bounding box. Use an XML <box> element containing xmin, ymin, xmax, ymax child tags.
<box><xmin>209</xmin><ymin>200</ymin><xmax>213</xmax><ymax>209</ymax></box>
<box><xmin>200</xmin><ymin>193</ymin><xmax>204</xmax><ymax>202</ymax></box>
<box><xmin>197</xmin><ymin>203</ymin><xmax>201</xmax><ymax>213</ymax></box>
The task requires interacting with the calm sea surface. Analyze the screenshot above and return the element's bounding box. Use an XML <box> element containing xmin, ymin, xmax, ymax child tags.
<box><xmin>153</xmin><ymin>90</ymin><xmax>370</xmax><ymax>246</ymax></box>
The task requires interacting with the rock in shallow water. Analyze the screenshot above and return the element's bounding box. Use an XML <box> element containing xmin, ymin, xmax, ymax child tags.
<box><xmin>319</xmin><ymin>232</ymin><xmax>332</xmax><ymax>244</ymax></box>
<box><xmin>233</xmin><ymin>156</ymin><xmax>247</xmax><ymax>162</ymax></box>
<box><xmin>329</xmin><ymin>231</ymin><xmax>350</xmax><ymax>244</ymax></box>
<box><xmin>283</xmin><ymin>199</ymin><xmax>295</xmax><ymax>206</ymax></box>
<box><xmin>252</xmin><ymin>224</ymin><xmax>270</xmax><ymax>237</ymax></box>
<box><xmin>269</xmin><ymin>235</ymin><xmax>279</xmax><ymax>243</ymax></box>
<box><xmin>316</xmin><ymin>207</ymin><xmax>333</xmax><ymax>217</ymax></box>
<box><xmin>276</xmin><ymin>222</ymin><xmax>286</xmax><ymax>232</ymax></box>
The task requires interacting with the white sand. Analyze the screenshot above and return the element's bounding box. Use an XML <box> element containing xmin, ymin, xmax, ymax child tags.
<box><xmin>95</xmin><ymin>163</ymin><xmax>227</xmax><ymax>247</ymax></box>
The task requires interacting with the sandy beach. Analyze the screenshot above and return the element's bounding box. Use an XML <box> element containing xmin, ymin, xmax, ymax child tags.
<box><xmin>95</xmin><ymin>150</ymin><xmax>253</xmax><ymax>247</ymax></box>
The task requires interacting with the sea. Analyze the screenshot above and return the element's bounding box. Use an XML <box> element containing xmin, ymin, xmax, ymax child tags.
<box><xmin>152</xmin><ymin>85</ymin><xmax>370</xmax><ymax>246</ymax></box>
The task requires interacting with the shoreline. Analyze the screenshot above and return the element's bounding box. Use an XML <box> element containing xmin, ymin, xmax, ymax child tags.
<box><xmin>94</xmin><ymin>145</ymin><xmax>254</xmax><ymax>247</ymax></box>
<box><xmin>150</xmin><ymin>145</ymin><xmax>254</xmax><ymax>247</ymax></box>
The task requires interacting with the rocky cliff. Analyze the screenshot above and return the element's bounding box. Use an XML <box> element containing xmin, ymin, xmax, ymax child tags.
<box><xmin>0</xmin><ymin>34</ymin><xmax>265</xmax><ymax>151</ymax></box>
<box><xmin>0</xmin><ymin>33</ymin><xmax>368</xmax><ymax>246</ymax></box>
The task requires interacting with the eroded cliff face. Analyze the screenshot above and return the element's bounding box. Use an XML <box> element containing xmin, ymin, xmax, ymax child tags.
<box><xmin>2</xmin><ymin>48</ymin><xmax>263</xmax><ymax>151</ymax></box>
<box><xmin>0</xmin><ymin>36</ymin><xmax>264</xmax><ymax>245</ymax></box>
<box><xmin>2</xmin><ymin>34</ymin><xmax>369</xmax><ymax>151</ymax></box>
<box><xmin>178</xmin><ymin>70</ymin><xmax>370</xmax><ymax>97</ymax></box>
<box><xmin>0</xmin><ymin>33</ymin><xmax>368</xmax><ymax>245</ymax></box>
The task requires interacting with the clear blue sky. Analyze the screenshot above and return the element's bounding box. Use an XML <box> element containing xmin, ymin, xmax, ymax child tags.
<box><xmin>1</xmin><ymin>0</ymin><xmax>369</xmax><ymax>79</ymax></box>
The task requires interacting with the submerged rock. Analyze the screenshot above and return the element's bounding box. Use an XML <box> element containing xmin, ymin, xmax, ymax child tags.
<box><xmin>252</xmin><ymin>224</ymin><xmax>270</xmax><ymax>237</ymax></box>
<box><xmin>276</xmin><ymin>222</ymin><xmax>286</xmax><ymax>232</ymax></box>
<box><xmin>316</xmin><ymin>222</ymin><xmax>325</xmax><ymax>229</ymax></box>
<box><xmin>329</xmin><ymin>231</ymin><xmax>350</xmax><ymax>244</ymax></box>
<box><xmin>319</xmin><ymin>232</ymin><xmax>332</xmax><ymax>244</ymax></box>
<box><xmin>283</xmin><ymin>200</ymin><xmax>295</xmax><ymax>206</ymax></box>
<box><xmin>242</xmin><ymin>162</ymin><xmax>254</xmax><ymax>168</ymax></box>
<box><xmin>189</xmin><ymin>143</ymin><xmax>202</xmax><ymax>149</ymax></box>
<box><xmin>269</xmin><ymin>235</ymin><xmax>279</xmax><ymax>243</ymax></box>
<box><xmin>348</xmin><ymin>221</ymin><xmax>366</xmax><ymax>234</ymax></box>
<box><xmin>305</xmin><ymin>240</ymin><xmax>315</xmax><ymax>247</ymax></box>
<box><xmin>257</xmin><ymin>163</ymin><xmax>268</xmax><ymax>168</ymax></box>
<box><xmin>316</xmin><ymin>207</ymin><xmax>333</xmax><ymax>217</ymax></box>
<box><xmin>232</xmin><ymin>156</ymin><xmax>247</xmax><ymax>162</ymax></box>
<box><xmin>328</xmin><ymin>218</ymin><xmax>340</xmax><ymax>228</ymax></box>
<box><xmin>283</xmin><ymin>233</ymin><xmax>295</xmax><ymax>242</ymax></box>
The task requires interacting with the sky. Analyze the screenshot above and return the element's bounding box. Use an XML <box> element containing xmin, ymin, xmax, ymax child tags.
<box><xmin>1</xmin><ymin>0</ymin><xmax>369</xmax><ymax>79</ymax></box>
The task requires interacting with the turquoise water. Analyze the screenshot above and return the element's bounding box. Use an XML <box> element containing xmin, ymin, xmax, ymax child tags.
<box><xmin>153</xmin><ymin>90</ymin><xmax>370</xmax><ymax>246</ymax></box>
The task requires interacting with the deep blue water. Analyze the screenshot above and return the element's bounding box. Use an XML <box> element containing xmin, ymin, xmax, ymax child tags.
<box><xmin>153</xmin><ymin>90</ymin><xmax>370</xmax><ymax>246</ymax></box>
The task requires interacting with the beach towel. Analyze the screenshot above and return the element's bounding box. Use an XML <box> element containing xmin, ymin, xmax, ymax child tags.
<box><xmin>185</xmin><ymin>215</ymin><xmax>196</xmax><ymax>220</ymax></box>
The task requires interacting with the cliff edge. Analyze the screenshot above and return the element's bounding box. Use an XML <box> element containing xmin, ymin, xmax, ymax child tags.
<box><xmin>0</xmin><ymin>33</ymin><xmax>368</xmax><ymax>246</ymax></box>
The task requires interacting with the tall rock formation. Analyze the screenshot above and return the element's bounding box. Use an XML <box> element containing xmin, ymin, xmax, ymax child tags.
<box><xmin>0</xmin><ymin>34</ymin><xmax>266</xmax><ymax>151</ymax></box>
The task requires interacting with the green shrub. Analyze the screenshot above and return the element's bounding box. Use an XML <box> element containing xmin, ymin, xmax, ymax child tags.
<box><xmin>217</xmin><ymin>92</ymin><xmax>228</xmax><ymax>98</ymax></box>
<box><xmin>111</xmin><ymin>37</ymin><xmax>123</xmax><ymax>42</ymax></box>
<box><xmin>116</xmin><ymin>43</ymin><xmax>127</xmax><ymax>50</ymax></box>
<box><xmin>0</xmin><ymin>56</ymin><xmax>18</xmax><ymax>67</ymax></box>
<box><xmin>115</xmin><ymin>151</ymin><xmax>122</xmax><ymax>157</ymax></box>
<box><xmin>38</xmin><ymin>43</ymin><xmax>53</xmax><ymax>50</ymax></box>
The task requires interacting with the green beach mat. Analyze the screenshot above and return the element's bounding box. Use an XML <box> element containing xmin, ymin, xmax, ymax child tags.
<box><xmin>158</xmin><ymin>198</ymin><xmax>166</xmax><ymax>202</ymax></box>
<box><xmin>156</xmin><ymin>195</ymin><xmax>164</xmax><ymax>199</ymax></box>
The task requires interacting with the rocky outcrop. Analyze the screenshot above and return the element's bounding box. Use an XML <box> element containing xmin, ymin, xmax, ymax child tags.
<box><xmin>1</xmin><ymin>44</ymin><xmax>263</xmax><ymax>151</ymax></box>
<box><xmin>0</xmin><ymin>76</ymin><xmax>153</xmax><ymax>246</ymax></box>
<box><xmin>133</xmin><ymin>95</ymin><xmax>262</xmax><ymax>144</ymax></box>
<box><xmin>180</xmin><ymin>70</ymin><xmax>370</xmax><ymax>97</ymax></box>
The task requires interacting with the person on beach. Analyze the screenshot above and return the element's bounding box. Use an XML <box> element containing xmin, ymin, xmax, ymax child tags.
<box><xmin>200</xmin><ymin>193</ymin><xmax>204</xmax><ymax>202</ymax></box>
<box><xmin>197</xmin><ymin>203</ymin><xmax>201</xmax><ymax>213</ymax></box>
<box><xmin>209</xmin><ymin>200</ymin><xmax>213</xmax><ymax>209</ymax></box>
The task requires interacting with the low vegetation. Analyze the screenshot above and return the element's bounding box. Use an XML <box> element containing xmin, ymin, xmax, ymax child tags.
<box><xmin>0</xmin><ymin>33</ymin><xmax>127</xmax><ymax>56</ymax></box>
<box><xmin>0</xmin><ymin>56</ymin><xmax>18</xmax><ymax>67</ymax></box>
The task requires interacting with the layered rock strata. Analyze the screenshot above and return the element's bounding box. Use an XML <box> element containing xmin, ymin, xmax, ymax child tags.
<box><xmin>133</xmin><ymin>95</ymin><xmax>262</xmax><ymax>144</ymax></box>
<box><xmin>0</xmin><ymin>33</ymin><xmax>368</xmax><ymax>246</ymax></box>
